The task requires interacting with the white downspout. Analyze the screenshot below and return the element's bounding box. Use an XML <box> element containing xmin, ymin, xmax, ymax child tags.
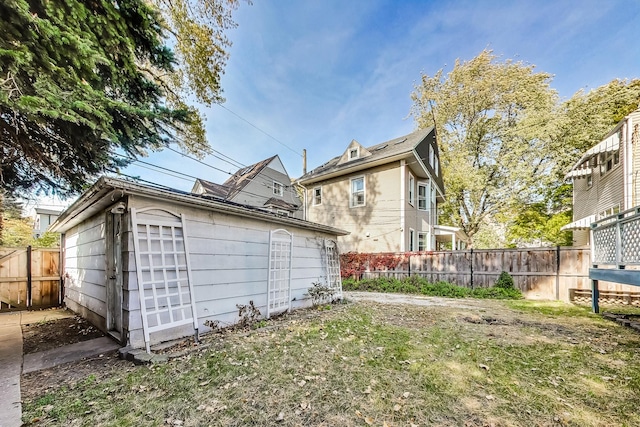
<box><xmin>400</xmin><ymin>160</ymin><xmax>406</xmax><ymax>252</ymax></box>
<box><xmin>626</xmin><ymin>117</ymin><xmax>634</xmax><ymax>209</ymax></box>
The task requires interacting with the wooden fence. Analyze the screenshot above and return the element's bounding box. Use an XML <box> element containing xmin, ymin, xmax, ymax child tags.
<box><xmin>341</xmin><ymin>247</ymin><xmax>640</xmax><ymax>303</ymax></box>
<box><xmin>0</xmin><ymin>246</ymin><xmax>62</xmax><ymax>311</ymax></box>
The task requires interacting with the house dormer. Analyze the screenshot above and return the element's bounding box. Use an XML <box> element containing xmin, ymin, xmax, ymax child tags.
<box><xmin>337</xmin><ymin>140</ymin><xmax>372</xmax><ymax>166</ymax></box>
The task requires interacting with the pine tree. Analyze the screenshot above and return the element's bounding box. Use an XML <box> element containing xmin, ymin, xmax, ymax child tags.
<box><xmin>0</xmin><ymin>0</ymin><xmax>192</xmax><ymax>197</ymax></box>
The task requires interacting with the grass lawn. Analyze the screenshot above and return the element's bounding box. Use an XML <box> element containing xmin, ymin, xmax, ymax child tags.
<box><xmin>22</xmin><ymin>299</ymin><xmax>640</xmax><ymax>426</ymax></box>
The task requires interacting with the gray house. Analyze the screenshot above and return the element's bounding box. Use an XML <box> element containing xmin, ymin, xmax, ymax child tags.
<box><xmin>192</xmin><ymin>155</ymin><xmax>303</xmax><ymax>219</ymax></box>
<box><xmin>33</xmin><ymin>207</ymin><xmax>62</xmax><ymax>238</ymax></box>
<box><xmin>562</xmin><ymin>107</ymin><xmax>640</xmax><ymax>245</ymax></box>
<box><xmin>50</xmin><ymin>177</ymin><xmax>346</xmax><ymax>351</ymax></box>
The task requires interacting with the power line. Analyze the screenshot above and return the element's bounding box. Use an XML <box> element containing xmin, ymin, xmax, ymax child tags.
<box><xmin>215</xmin><ymin>103</ymin><xmax>302</xmax><ymax>157</ymax></box>
<box><xmin>164</xmin><ymin>146</ymin><xmax>234</xmax><ymax>176</ymax></box>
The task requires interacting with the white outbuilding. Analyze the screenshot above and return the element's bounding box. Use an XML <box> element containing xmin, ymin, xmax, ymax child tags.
<box><xmin>51</xmin><ymin>177</ymin><xmax>347</xmax><ymax>351</ymax></box>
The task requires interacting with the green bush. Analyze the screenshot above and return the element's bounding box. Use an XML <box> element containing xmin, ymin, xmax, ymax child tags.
<box><xmin>342</xmin><ymin>276</ymin><xmax>523</xmax><ymax>300</ymax></box>
<box><xmin>495</xmin><ymin>271</ymin><xmax>515</xmax><ymax>290</ymax></box>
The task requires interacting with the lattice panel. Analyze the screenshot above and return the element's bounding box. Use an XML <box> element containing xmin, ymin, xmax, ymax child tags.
<box><xmin>324</xmin><ymin>240</ymin><xmax>342</xmax><ymax>297</ymax></box>
<box><xmin>267</xmin><ymin>229</ymin><xmax>292</xmax><ymax>317</ymax></box>
<box><xmin>621</xmin><ymin>220</ymin><xmax>640</xmax><ymax>263</ymax></box>
<box><xmin>131</xmin><ymin>208</ymin><xmax>198</xmax><ymax>352</ymax></box>
<box><xmin>592</xmin><ymin>225</ymin><xmax>617</xmax><ymax>264</ymax></box>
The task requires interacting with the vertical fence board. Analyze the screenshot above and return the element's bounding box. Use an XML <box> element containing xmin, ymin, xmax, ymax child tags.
<box><xmin>340</xmin><ymin>247</ymin><xmax>640</xmax><ymax>302</ymax></box>
<box><xmin>1</xmin><ymin>247</ymin><xmax>61</xmax><ymax>311</ymax></box>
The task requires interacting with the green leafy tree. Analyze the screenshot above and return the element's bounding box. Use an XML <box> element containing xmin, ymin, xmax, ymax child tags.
<box><xmin>1</xmin><ymin>0</ymin><xmax>245</xmax><ymax>198</ymax></box>
<box><xmin>0</xmin><ymin>192</ymin><xmax>31</xmax><ymax>246</ymax></box>
<box><xmin>147</xmin><ymin>0</ymin><xmax>246</xmax><ymax>155</ymax></box>
<box><xmin>411</xmin><ymin>50</ymin><xmax>558</xmax><ymax>248</ymax></box>
<box><xmin>550</xmin><ymin>79</ymin><xmax>640</xmax><ymax>179</ymax></box>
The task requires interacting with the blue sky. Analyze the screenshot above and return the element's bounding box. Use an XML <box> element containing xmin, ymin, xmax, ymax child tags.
<box><xmin>37</xmin><ymin>0</ymin><xmax>640</xmax><ymax>210</ymax></box>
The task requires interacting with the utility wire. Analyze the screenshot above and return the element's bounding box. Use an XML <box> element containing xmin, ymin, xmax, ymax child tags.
<box><xmin>216</xmin><ymin>103</ymin><xmax>302</xmax><ymax>157</ymax></box>
<box><xmin>164</xmin><ymin>146</ymin><xmax>234</xmax><ymax>176</ymax></box>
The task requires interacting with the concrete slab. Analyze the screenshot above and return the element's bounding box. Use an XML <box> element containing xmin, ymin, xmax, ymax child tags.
<box><xmin>23</xmin><ymin>336</ymin><xmax>120</xmax><ymax>374</ymax></box>
<box><xmin>18</xmin><ymin>309</ymin><xmax>73</xmax><ymax>325</ymax></box>
<box><xmin>0</xmin><ymin>314</ymin><xmax>23</xmax><ymax>427</ymax></box>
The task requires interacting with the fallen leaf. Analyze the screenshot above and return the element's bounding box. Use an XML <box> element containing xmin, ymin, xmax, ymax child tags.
<box><xmin>363</xmin><ymin>386</ymin><xmax>372</xmax><ymax>394</ymax></box>
<box><xmin>402</xmin><ymin>392</ymin><xmax>411</xmax><ymax>399</ymax></box>
<box><xmin>355</xmin><ymin>410</ymin><xmax>363</xmax><ymax>418</ymax></box>
<box><xmin>479</xmin><ymin>364</ymin><xmax>490</xmax><ymax>371</ymax></box>
<box><xmin>485</xmin><ymin>395</ymin><xmax>495</xmax><ymax>400</ymax></box>
<box><xmin>365</xmin><ymin>416</ymin><xmax>374</xmax><ymax>425</ymax></box>
<box><xmin>276</xmin><ymin>412</ymin><xmax>285</xmax><ymax>422</ymax></box>
<box><xmin>393</xmin><ymin>404</ymin><xmax>402</xmax><ymax>411</ymax></box>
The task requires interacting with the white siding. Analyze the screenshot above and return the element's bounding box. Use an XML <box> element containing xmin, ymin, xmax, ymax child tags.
<box><xmin>123</xmin><ymin>196</ymin><xmax>337</xmax><ymax>348</ymax></box>
<box><xmin>63</xmin><ymin>214</ymin><xmax>107</xmax><ymax>324</ymax></box>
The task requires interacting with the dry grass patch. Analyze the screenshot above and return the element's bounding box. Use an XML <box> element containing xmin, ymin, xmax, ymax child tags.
<box><xmin>22</xmin><ymin>300</ymin><xmax>640</xmax><ymax>427</ymax></box>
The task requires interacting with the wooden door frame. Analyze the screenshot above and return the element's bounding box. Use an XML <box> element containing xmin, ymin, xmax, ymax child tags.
<box><xmin>105</xmin><ymin>207</ymin><xmax>124</xmax><ymax>343</ymax></box>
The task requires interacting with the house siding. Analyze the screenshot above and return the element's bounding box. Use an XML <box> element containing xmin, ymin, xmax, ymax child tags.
<box><xmin>230</xmin><ymin>166</ymin><xmax>303</xmax><ymax>219</ymax></box>
<box><xmin>123</xmin><ymin>195</ymin><xmax>336</xmax><ymax>348</ymax></box>
<box><xmin>630</xmin><ymin>111</ymin><xmax>640</xmax><ymax>207</ymax></box>
<box><xmin>403</xmin><ymin>166</ymin><xmax>434</xmax><ymax>251</ymax></box>
<box><xmin>306</xmin><ymin>162</ymin><xmax>402</xmax><ymax>253</ymax></box>
<box><xmin>62</xmin><ymin>213</ymin><xmax>108</xmax><ymax>329</ymax></box>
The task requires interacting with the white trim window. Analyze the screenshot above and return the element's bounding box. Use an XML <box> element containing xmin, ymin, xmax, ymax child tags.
<box><xmin>408</xmin><ymin>174</ymin><xmax>415</xmax><ymax>206</ymax></box>
<box><xmin>418</xmin><ymin>232</ymin><xmax>429</xmax><ymax>251</ymax></box>
<box><xmin>273</xmin><ymin>181</ymin><xmax>284</xmax><ymax>196</ymax></box>
<box><xmin>434</xmin><ymin>155</ymin><xmax>439</xmax><ymax>176</ymax></box>
<box><xmin>418</xmin><ymin>183</ymin><xmax>427</xmax><ymax>210</ymax></box>
<box><xmin>349</xmin><ymin>147</ymin><xmax>359</xmax><ymax>160</ymax></box>
<box><xmin>276</xmin><ymin>209</ymin><xmax>290</xmax><ymax>217</ymax></box>
<box><xmin>429</xmin><ymin>145</ymin><xmax>434</xmax><ymax>167</ymax></box>
<box><xmin>350</xmin><ymin>177</ymin><xmax>365</xmax><ymax>207</ymax></box>
<box><xmin>599</xmin><ymin>145</ymin><xmax>620</xmax><ymax>176</ymax></box>
<box><xmin>313</xmin><ymin>186</ymin><xmax>322</xmax><ymax>205</ymax></box>
<box><xmin>409</xmin><ymin>229</ymin><xmax>415</xmax><ymax>251</ymax></box>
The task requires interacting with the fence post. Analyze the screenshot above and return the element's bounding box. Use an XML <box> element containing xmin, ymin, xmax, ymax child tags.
<box><xmin>555</xmin><ymin>246</ymin><xmax>560</xmax><ymax>301</ymax></box>
<box><xmin>470</xmin><ymin>248</ymin><xmax>474</xmax><ymax>289</ymax></box>
<box><xmin>26</xmin><ymin>245</ymin><xmax>32</xmax><ymax>309</ymax></box>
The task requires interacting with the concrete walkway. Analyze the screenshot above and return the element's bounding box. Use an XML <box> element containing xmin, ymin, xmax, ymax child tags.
<box><xmin>0</xmin><ymin>312</ymin><xmax>24</xmax><ymax>427</ymax></box>
<box><xmin>0</xmin><ymin>309</ymin><xmax>119</xmax><ymax>427</ymax></box>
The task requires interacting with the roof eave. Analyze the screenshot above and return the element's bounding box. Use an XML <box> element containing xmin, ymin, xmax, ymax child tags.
<box><xmin>51</xmin><ymin>177</ymin><xmax>348</xmax><ymax>236</ymax></box>
<box><xmin>298</xmin><ymin>152</ymin><xmax>412</xmax><ymax>185</ymax></box>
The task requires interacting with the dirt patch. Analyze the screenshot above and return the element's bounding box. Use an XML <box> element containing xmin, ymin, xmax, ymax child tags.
<box><xmin>22</xmin><ymin>316</ymin><xmax>105</xmax><ymax>354</ymax></box>
<box><xmin>21</xmin><ymin>352</ymin><xmax>130</xmax><ymax>402</ymax></box>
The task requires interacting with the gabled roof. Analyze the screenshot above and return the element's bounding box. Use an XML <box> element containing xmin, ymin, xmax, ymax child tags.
<box><xmin>298</xmin><ymin>127</ymin><xmax>443</xmax><ymax>195</ymax></box>
<box><xmin>192</xmin><ymin>155</ymin><xmax>279</xmax><ymax>200</ymax></box>
<box><xmin>50</xmin><ymin>177</ymin><xmax>348</xmax><ymax>236</ymax></box>
<box><xmin>222</xmin><ymin>155</ymin><xmax>277</xmax><ymax>200</ymax></box>
<box><xmin>192</xmin><ymin>179</ymin><xmax>230</xmax><ymax>198</ymax></box>
<box><xmin>264</xmin><ymin>197</ymin><xmax>298</xmax><ymax>211</ymax></box>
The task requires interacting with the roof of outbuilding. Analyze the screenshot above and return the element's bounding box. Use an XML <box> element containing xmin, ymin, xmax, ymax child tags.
<box><xmin>298</xmin><ymin>127</ymin><xmax>434</xmax><ymax>184</ymax></box>
<box><xmin>50</xmin><ymin>176</ymin><xmax>348</xmax><ymax>236</ymax></box>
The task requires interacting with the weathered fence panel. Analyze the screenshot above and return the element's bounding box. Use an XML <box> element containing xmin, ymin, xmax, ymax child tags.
<box><xmin>0</xmin><ymin>247</ymin><xmax>61</xmax><ymax>311</ymax></box>
<box><xmin>341</xmin><ymin>247</ymin><xmax>640</xmax><ymax>302</ymax></box>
